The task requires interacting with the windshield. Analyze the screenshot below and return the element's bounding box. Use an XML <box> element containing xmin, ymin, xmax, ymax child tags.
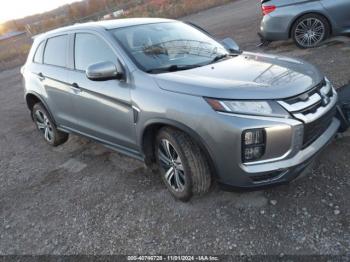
<box><xmin>110</xmin><ymin>22</ymin><xmax>229</xmax><ymax>73</ymax></box>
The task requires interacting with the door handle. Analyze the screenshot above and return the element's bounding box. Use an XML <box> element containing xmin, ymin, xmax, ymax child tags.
<box><xmin>71</xmin><ymin>82</ymin><xmax>81</xmax><ymax>91</ymax></box>
<box><xmin>37</xmin><ymin>72</ymin><xmax>45</xmax><ymax>81</ymax></box>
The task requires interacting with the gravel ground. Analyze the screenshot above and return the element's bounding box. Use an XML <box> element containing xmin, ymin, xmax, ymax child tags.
<box><xmin>1</xmin><ymin>0</ymin><xmax>350</xmax><ymax>257</ymax></box>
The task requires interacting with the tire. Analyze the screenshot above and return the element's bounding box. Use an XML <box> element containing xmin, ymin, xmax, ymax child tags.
<box><xmin>291</xmin><ymin>13</ymin><xmax>330</xmax><ymax>49</ymax></box>
<box><xmin>155</xmin><ymin>127</ymin><xmax>211</xmax><ymax>202</ymax></box>
<box><xmin>32</xmin><ymin>103</ymin><xmax>69</xmax><ymax>146</ymax></box>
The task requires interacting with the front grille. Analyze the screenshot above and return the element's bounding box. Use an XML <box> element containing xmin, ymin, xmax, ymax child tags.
<box><xmin>278</xmin><ymin>79</ymin><xmax>337</xmax><ymax>149</ymax></box>
<box><xmin>278</xmin><ymin>79</ymin><xmax>334</xmax><ymax>118</ymax></box>
<box><xmin>284</xmin><ymin>79</ymin><xmax>326</xmax><ymax>105</ymax></box>
<box><xmin>302</xmin><ymin>106</ymin><xmax>336</xmax><ymax>148</ymax></box>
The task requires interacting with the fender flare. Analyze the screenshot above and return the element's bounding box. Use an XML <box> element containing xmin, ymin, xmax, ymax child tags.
<box><xmin>140</xmin><ymin>118</ymin><xmax>219</xmax><ymax>178</ymax></box>
<box><xmin>25</xmin><ymin>91</ymin><xmax>57</xmax><ymax>125</ymax></box>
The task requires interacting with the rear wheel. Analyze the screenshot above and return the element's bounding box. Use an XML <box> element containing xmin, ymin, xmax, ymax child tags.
<box><xmin>292</xmin><ymin>14</ymin><xmax>330</xmax><ymax>48</ymax></box>
<box><xmin>155</xmin><ymin>127</ymin><xmax>211</xmax><ymax>202</ymax></box>
<box><xmin>32</xmin><ymin>103</ymin><xmax>68</xmax><ymax>146</ymax></box>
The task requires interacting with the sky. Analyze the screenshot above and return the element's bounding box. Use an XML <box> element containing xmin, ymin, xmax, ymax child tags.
<box><xmin>0</xmin><ymin>0</ymin><xmax>81</xmax><ymax>23</ymax></box>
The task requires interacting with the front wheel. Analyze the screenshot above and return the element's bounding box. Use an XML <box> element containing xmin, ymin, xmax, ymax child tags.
<box><xmin>291</xmin><ymin>14</ymin><xmax>330</xmax><ymax>49</ymax></box>
<box><xmin>155</xmin><ymin>127</ymin><xmax>211</xmax><ymax>202</ymax></box>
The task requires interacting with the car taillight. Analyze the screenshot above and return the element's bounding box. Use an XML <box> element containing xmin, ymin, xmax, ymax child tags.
<box><xmin>262</xmin><ymin>5</ymin><xmax>276</xmax><ymax>15</ymax></box>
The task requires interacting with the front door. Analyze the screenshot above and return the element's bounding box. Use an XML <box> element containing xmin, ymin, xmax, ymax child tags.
<box><xmin>68</xmin><ymin>32</ymin><xmax>137</xmax><ymax>151</ymax></box>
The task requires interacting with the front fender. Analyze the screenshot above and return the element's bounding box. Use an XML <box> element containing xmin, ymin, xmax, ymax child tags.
<box><xmin>139</xmin><ymin>117</ymin><xmax>219</xmax><ymax>178</ymax></box>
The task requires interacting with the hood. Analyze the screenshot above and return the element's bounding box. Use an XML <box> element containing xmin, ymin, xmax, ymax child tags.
<box><xmin>152</xmin><ymin>52</ymin><xmax>324</xmax><ymax>100</ymax></box>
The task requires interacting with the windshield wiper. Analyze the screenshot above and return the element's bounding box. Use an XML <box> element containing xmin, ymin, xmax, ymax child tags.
<box><xmin>146</xmin><ymin>64</ymin><xmax>202</xmax><ymax>74</ymax></box>
<box><xmin>209</xmin><ymin>53</ymin><xmax>237</xmax><ymax>64</ymax></box>
<box><xmin>146</xmin><ymin>54</ymin><xmax>238</xmax><ymax>73</ymax></box>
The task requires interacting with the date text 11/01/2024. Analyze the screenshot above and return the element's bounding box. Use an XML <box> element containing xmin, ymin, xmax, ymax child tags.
<box><xmin>127</xmin><ymin>255</ymin><xmax>219</xmax><ymax>261</ymax></box>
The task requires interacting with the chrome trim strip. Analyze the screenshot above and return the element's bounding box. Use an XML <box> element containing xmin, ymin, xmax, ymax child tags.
<box><xmin>293</xmin><ymin>93</ymin><xmax>337</xmax><ymax>123</ymax></box>
<box><xmin>278</xmin><ymin>92</ymin><xmax>321</xmax><ymax>112</ymax></box>
<box><xmin>132</xmin><ymin>105</ymin><xmax>141</xmax><ymax>112</ymax></box>
<box><xmin>320</xmin><ymin>82</ymin><xmax>331</xmax><ymax>95</ymax></box>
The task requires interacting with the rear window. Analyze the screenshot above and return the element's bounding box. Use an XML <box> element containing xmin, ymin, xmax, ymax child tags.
<box><xmin>33</xmin><ymin>41</ymin><xmax>45</xmax><ymax>64</ymax></box>
<box><xmin>44</xmin><ymin>35</ymin><xmax>68</xmax><ymax>67</ymax></box>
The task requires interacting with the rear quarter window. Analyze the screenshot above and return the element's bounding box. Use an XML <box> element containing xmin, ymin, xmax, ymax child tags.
<box><xmin>33</xmin><ymin>41</ymin><xmax>45</xmax><ymax>64</ymax></box>
<box><xmin>43</xmin><ymin>35</ymin><xmax>68</xmax><ymax>67</ymax></box>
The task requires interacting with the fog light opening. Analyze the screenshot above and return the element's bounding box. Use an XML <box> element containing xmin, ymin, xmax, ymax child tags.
<box><xmin>242</xmin><ymin>129</ymin><xmax>266</xmax><ymax>163</ymax></box>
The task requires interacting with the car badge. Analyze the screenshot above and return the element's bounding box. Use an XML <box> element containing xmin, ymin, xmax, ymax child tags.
<box><xmin>299</xmin><ymin>93</ymin><xmax>309</xmax><ymax>101</ymax></box>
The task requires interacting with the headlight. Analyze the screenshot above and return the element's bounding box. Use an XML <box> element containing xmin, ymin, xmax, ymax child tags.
<box><xmin>205</xmin><ymin>98</ymin><xmax>290</xmax><ymax>118</ymax></box>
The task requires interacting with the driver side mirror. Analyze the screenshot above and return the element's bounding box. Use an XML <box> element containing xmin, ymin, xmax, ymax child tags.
<box><xmin>86</xmin><ymin>61</ymin><xmax>124</xmax><ymax>81</ymax></box>
<box><xmin>221</xmin><ymin>38</ymin><xmax>241</xmax><ymax>53</ymax></box>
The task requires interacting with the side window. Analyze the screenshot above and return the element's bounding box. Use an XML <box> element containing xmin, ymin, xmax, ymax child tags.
<box><xmin>43</xmin><ymin>35</ymin><xmax>68</xmax><ymax>67</ymax></box>
<box><xmin>74</xmin><ymin>33</ymin><xmax>117</xmax><ymax>71</ymax></box>
<box><xmin>33</xmin><ymin>41</ymin><xmax>45</xmax><ymax>64</ymax></box>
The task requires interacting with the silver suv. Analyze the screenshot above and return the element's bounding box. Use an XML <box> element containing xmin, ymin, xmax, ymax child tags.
<box><xmin>22</xmin><ymin>18</ymin><xmax>339</xmax><ymax>201</ymax></box>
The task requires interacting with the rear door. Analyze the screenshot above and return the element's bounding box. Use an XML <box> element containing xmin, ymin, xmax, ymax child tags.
<box><xmin>68</xmin><ymin>31</ymin><xmax>137</xmax><ymax>151</ymax></box>
<box><xmin>321</xmin><ymin>0</ymin><xmax>350</xmax><ymax>33</ymax></box>
<box><xmin>41</xmin><ymin>34</ymin><xmax>75</xmax><ymax>127</ymax></box>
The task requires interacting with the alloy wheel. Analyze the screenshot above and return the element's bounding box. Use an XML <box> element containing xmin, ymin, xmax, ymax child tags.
<box><xmin>294</xmin><ymin>18</ymin><xmax>325</xmax><ymax>48</ymax></box>
<box><xmin>158</xmin><ymin>139</ymin><xmax>186</xmax><ymax>192</ymax></box>
<box><xmin>34</xmin><ymin>110</ymin><xmax>54</xmax><ymax>142</ymax></box>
